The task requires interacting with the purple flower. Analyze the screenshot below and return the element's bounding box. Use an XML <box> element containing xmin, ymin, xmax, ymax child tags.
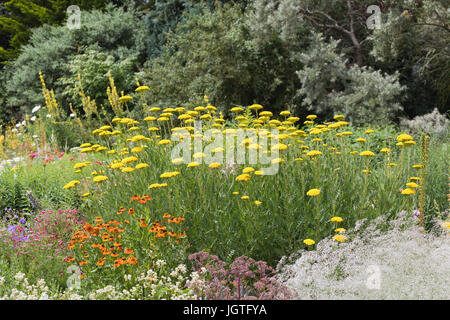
<box><xmin>19</xmin><ymin>218</ymin><xmax>26</xmax><ymax>224</ymax></box>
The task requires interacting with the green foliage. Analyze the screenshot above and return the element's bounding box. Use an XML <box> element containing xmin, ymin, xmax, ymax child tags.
<box><xmin>144</xmin><ymin>3</ymin><xmax>301</xmax><ymax>115</ymax></box>
<box><xmin>370</xmin><ymin>0</ymin><xmax>449</xmax><ymax>115</ymax></box>
<box><xmin>0</xmin><ymin>0</ymin><xmax>124</xmax><ymax>65</ymax></box>
<box><xmin>2</xmin><ymin>5</ymin><xmax>147</xmax><ymax>118</ymax></box>
<box><xmin>296</xmin><ymin>32</ymin><xmax>405</xmax><ymax>124</ymax></box>
<box><xmin>59</xmin><ymin>50</ymin><xmax>137</xmax><ymax>110</ymax></box>
<box><xmin>0</xmin><ymin>178</ymin><xmax>31</xmax><ymax>212</ymax></box>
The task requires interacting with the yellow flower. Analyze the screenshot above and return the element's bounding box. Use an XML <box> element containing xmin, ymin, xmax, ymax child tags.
<box><xmin>249</xmin><ymin>104</ymin><xmax>263</xmax><ymax>110</ymax></box>
<box><xmin>380</xmin><ymin>148</ymin><xmax>391</xmax><ymax>153</ymax></box>
<box><xmin>401</xmin><ymin>188</ymin><xmax>416</xmax><ymax>195</ymax></box>
<box><xmin>73</xmin><ymin>162</ymin><xmax>88</xmax><ymax>169</ymax></box>
<box><xmin>306</xmin><ymin>189</ymin><xmax>320</xmax><ymax>197</ymax></box>
<box><xmin>187</xmin><ymin>162</ymin><xmax>200</xmax><ymax>168</ymax></box>
<box><xmin>232</xmin><ymin>191</ymin><xmax>239</xmax><ymax>195</ymax></box>
<box><xmin>396</xmin><ymin>134</ymin><xmax>413</xmax><ymax>142</ymax></box>
<box><xmin>81</xmin><ymin>192</ymin><xmax>90</xmax><ymax>197</ymax></box>
<box><xmin>412</xmin><ymin>164</ymin><xmax>424</xmax><ymax>169</ymax></box>
<box><xmin>135</xmin><ymin>86</ymin><xmax>150</xmax><ymax>92</ymax></box>
<box><xmin>254</xmin><ymin>200</ymin><xmax>262</xmax><ymax>205</ymax></box>
<box><xmin>303</xmin><ymin>239</ymin><xmax>315</xmax><ymax>246</ymax></box>
<box><xmin>306</xmin><ymin>115</ymin><xmax>317</xmax><ymax>120</ymax></box>
<box><xmin>330</xmin><ymin>216</ymin><xmax>343</xmax><ymax>223</ymax></box>
<box><xmin>441</xmin><ymin>222</ymin><xmax>450</xmax><ymax>230</ymax></box>
<box><xmin>135</xmin><ymin>163</ymin><xmax>149</xmax><ymax>169</ymax></box>
<box><xmin>93</xmin><ymin>176</ymin><xmax>108</xmax><ymax>183</ymax></box>
<box><xmin>79</xmin><ymin>143</ymin><xmax>91</xmax><ymax>148</ymax></box>
<box><xmin>387</xmin><ymin>163</ymin><xmax>397</xmax><ymax>167</ymax></box>
<box><xmin>241</xmin><ymin>196</ymin><xmax>250</xmax><ymax>200</ymax></box>
<box><xmin>406</xmin><ymin>182</ymin><xmax>419</xmax><ymax>188</ymax></box>
<box><xmin>208</xmin><ymin>163</ymin><xmax>221</xmax><ymax>169</ymax></box>
<box><xmin>365</xmin><ymin>129</ymin><xmax>374</xmax><ymax>134</ymax></box>
<box><xmin>121</xmin><ymin>167</ymin><xmax>135</xmax><ymax>173</ymax></box>
<box><xmin>360</xmin><ymin>150</ymin><xmax>375</xmax><ymax>157</ymax></box>
<box><xmin>271</xmin><ymin>158</ymin><xmax>284</xmax><ymax>164</ymax></box>
<box><xmin>254</xmin><ymin>170</ymin><xmax>264</xmax><ymax>176</ymax></box>
<box><xmin>356</xmin><ymin>138</ymin><xmax>366</xmax><ymax>143</ymax></box>
<box><xmin>160</xmin><ymin>171</ymin><xmax>180</xmax><ymax>178</ymax></box>
<box><xmin>242</xmin><ymin>167</ymin><xmax>254</xmax><ymax>174</ymax></box>
<box><xmin>149</xmin><ymin>183</ymin><xmax>168</xmax><ymax>189</ymax></box>
<box><xmin>121</xmin><ymin>156</ymin><xmax>138</xmax><ymax>164</ymax></box>
<box><xmin>158</xmin><ymin>139</ymin><xmax>171</xmax><ymax>145</ymax></box>
<box><xmin>131</xmin><ymin>147</ymin><xmax>143</xmax><ymax>153</ymax></box>
<box><xmin>332</xmin><ymin>234</ymin><xmax>348</xmax><ymax>242</ymax></box>
<box><xmin>236</xmin><ymin>174</ymin><xmax>251</xmax><ymax>182</ymax></box>
<box><xmin>230</xmin><ymin>107</ymin><xmax>244</xmax><ymax>113</ymax></box>
<box><xmin>333</xmin><ymin>115</ymin><xmax>345</xmax><ymax>120</ymax></box>
<box><xmin>149</xmin><ymin>107</ymin><xmax>161</xmax><ymax>112</ymax></box>
<box><xmin>119</xmin><ymin>95</ymin><xmax>133</xmax><ymax>103</ymax></box>
<box><xmin>334</xmin><ymin>228</ymin><xmax>346</xmax><ymax>233</ymax></box>
<box><xmin>110</xmin><ymin>162</ymin><xmax>125</xmax><ymax>169</ymax></box>
<box><xmin>280</xmin><ymin>110</ymin><xmax>291</xmax><ymax>117</ymax></box>
<box><xmin>307</xmin><ymin>150</ymin><xmax>323</xmax><ymax>157</ymax></box>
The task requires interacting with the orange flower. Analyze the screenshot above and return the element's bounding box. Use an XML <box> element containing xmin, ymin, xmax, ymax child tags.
<box><xmin>96</xmin><ymin>259</ymin><xmax>105</xmax><ymax>266</ymax></box>
<box><xmin>131</xmin><ymin>195</ymin><xmax>140</xmax><ymax>201</ymax></box>
<box><xmin>94</xmin><ymin>216</ymin><xmax>103</xmax><ymax>224</ymax></box>
<box><xmin>124</xmin><ymin>248</ymin><xmax>134</xmax><ymax>255</ymax></box>
<box><xmin>79</xmin><ymin>260</ymin><xmax>88</xmax><ymax>266</ymax></box>
<box><xmin>128</xmin><ymin>208</ymin><xmax>135</xmax><ymax>215</ymax></box>
<box><xmin>113</xmin><ymin>241</ymin><xmax>122</xmax><ymax>247</ymax></box>
<box><xmin>139</xmin><ymin>219</ymin><xmax>148</xmax><ymax>227</ymax></box>
<box><xmin>163</xmin><ymin>213</ymin><xmax>172</xmax><ymax>219</ymax></box>
<box><xmin>126</xmin><ymin>256</ymin><xmax>138</xmax><ymax>265</ymax></box>
<box><xmin>65</xmin><ymin>257</ymin><xmax>75</xmax><ymax>263</ymax></box>
<box><xmin>111</xmin><ymin>252</ymin><xmax>119</xmax><ymax>257</ymax></box>
<box><xmin>113</xmin><ymin>259</ymin><xmax>122</xmax><ymax>268</ymax></box>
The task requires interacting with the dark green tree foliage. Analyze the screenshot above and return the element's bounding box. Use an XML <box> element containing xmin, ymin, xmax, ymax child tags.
<box><xmin>144</xmin><ymin>3</ymin><xmax>301</xmax><ymax>115</ymax></box>
<box><xmin>2</xmin><ymin>5</ymin><xmax>147</xmax><ymax>117</ymax></box>
<box><xmin>0</xmin><ymin>0</ymin><xmax>124</xmax><ymax>65</ymax></box>
<box><xmin>370</xmin><ymin>0</ymin><xmax>449</xmax><ymax>116</ymax></box>
<box><xmin>144</xmin><ymin>0</ymin><xmax>249</xmax><ymax>59</ymax></box>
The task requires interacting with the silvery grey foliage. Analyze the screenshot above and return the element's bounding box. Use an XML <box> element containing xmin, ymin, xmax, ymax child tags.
<box><xmin>277</xmin><ymin>212</ymin><xmax>450</xmax><ymax>299</ymax></box>
<box><xmin>295</xmin><ymin>32</ymin><xmax>405</xmax><ymax>124</ymax></box>
<box><xmin>400</xmin><ymin>108</ymin><xmax>450</xmax><ymax>136</ymax></box>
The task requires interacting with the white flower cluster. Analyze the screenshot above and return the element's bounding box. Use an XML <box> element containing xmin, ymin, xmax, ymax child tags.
<box><xmin>0</xmin><ymin>263</ymin><xmax>197</xmax><ymax>300</ymax></box>
<box><xmin>278</xmin><ymin>213</ymin><xmax>450</xmax><ymax>299</ymax></box>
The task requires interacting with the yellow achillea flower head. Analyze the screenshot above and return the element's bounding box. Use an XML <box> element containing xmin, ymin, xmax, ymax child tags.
<box><xmin>396</xmin><ymin>133</ymin><xmax>413</xmax><ymax>142</ymax></box>
<box><xmin>121</xmin><ymin>167</ymin><xmax>135</xmax><ymax>173</ymax></box>
<box><xmin>236</xmin><ymin>174</ymin><xmax>251</xmax><ymax>182</ymax></box>
<box><xmin>406</xmin><ymin>182</ymin><xmax>419</xmax><ymax>188</ymax></box>
<box><xmin>160</xmin><ymin>171</ymin><xmax>180</xmax><ymax>178</ymax></box>
<box><xmin>330</xmin><ymin>216</ymin><xmax>343</xmax><ymax>223</ymax></box>
<box><xmin>187</xmin><ymin>162</ymin><xmax>200</xmax><ymax>167</ymax></box>
<box><xmin>93</xmin><ymin>176</ymin><xmax>108</xmax><ymax>183</ymax></box>
<box><xmin>303</xmin><ymin>239</ymin><xmax>315</xmax><ymax>246</ymax></box>
<box><xmin>401</xmin><ymin>188</ymin><xmax>416</xmax><ymax>195</ymax></box>
<box><xmin>332</xmin><ymin>234</ymin><xmax>348</xmax><ymax>242</ymax></box>
<box><xmin>208</xmin><ymin>163</ymin><xmax>221</xmax><ymax>169</ymax></box>
<box><xmin>360</xmin><ymin>151</ymin><xmax>375</xmax><ymax>157</ymax></box>
<box><xmin>241</xmin><ymin>196</ymin><xmax>250</xmax><ymax>200</ymax></box>
<box><xmin>307</xmin><ymin>150</ymin><xmax>323</xmax><ymax>157</ymax></box>
<box><xmin>135</xmin><ymin>163</ymin><xmax>149</xmax><ymax>169</ymax></box>
<box><xmin>306</xmin><ymin>189</ymin><xmax>320</xmax><ymax>196</ymax></box>
<box><xmin>242</xmin><ymin>167</ymin><xmax>254</xmax><ymax>173</ymax></box>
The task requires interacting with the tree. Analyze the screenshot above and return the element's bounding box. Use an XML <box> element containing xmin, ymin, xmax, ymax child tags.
<box><xmin>2</xmin><ymin>5</ymin><xmax>147</xmax><ymax>117</ymax></box>
<box><xmin>370</xmin><ymin>0</ymin><xmax>449</xmax><ymax>115</ymax></box>
<box><xmin>0</xmin><ymin>0</ymin><xmax>126</xmax><ymax>65</ymax></box>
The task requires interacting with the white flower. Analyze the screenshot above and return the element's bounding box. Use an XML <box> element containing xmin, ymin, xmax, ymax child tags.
<box><xmin>70</xmin><ymin>113</ymin><xmax>76</xmax><ymax>118</ymax></box>
<box><xmin>32</xmin><ymin>105</ymin><xmax>41</xmax><ymax>113</ymax></box>
<box><xmin>30</xmin><ymin>116</ymin><xmax>36</xmax><ymax>121</ymax></box>
<box><xmin>46</xmin><ymin>114</ymin><xmax>52</xmax><ymax>118</ymax></box>
<box><xmin>21</xmin><ymin>120</ymin><xmax>26</xmax><ymax>126</ymax></box>
<box><xmin>15</xmin><ymin>123</ymin><xmax>21</xmax><ymax>128</ymax></box>
<box><xmin>12</xmin><ymin>128</ymin><xmax>18</xmax><ymax>133</ymax></box>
